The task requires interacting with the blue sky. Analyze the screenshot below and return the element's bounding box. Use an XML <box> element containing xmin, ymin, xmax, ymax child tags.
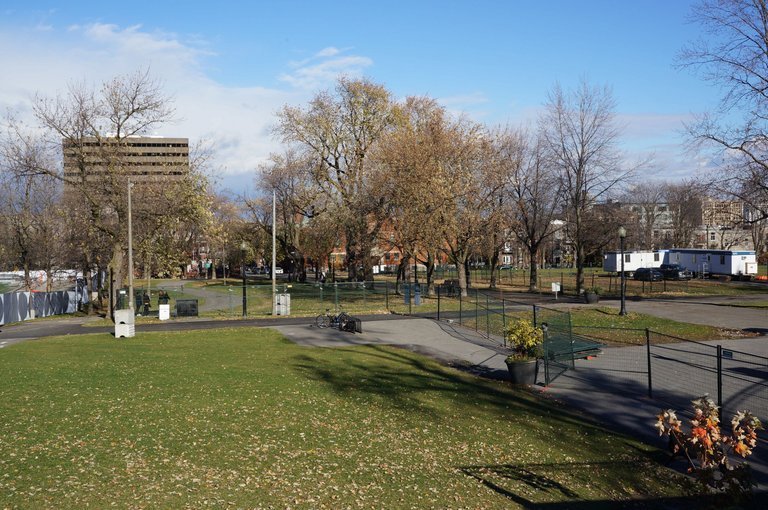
<box><xmin>0</xmin><ymin>1</ymin><xmax>719</xmax><ymax>192</ymax></box>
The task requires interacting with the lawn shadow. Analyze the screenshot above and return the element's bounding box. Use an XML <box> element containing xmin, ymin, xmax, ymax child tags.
<box><xmin>290</xmin><ymin>343</ymin><xmax>663</xmax><ymax>449</ymax></box>
<box><xmin>459</xmin><ymin>461</ymin><xmax>742</xmax><ymax>509</ymax></box>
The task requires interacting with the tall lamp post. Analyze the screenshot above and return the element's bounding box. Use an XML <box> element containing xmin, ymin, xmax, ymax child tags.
<box><xmin>241</xmin><ymin>241</ymin><xmax>248</xmax><ymax>317</ymax></box>
<box><xmin>618</xmin><ymin>226</ymin><xmax>627</xmax><ymax>316</ymax></box>
<box><xmin>127</xmin><ymin>180</ymin><xmax>135</xmax><ymax>313</ymax></box>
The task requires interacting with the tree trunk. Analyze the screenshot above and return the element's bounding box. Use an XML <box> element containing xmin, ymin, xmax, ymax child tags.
<box><xmin>464</xmin><ymin>258</ymin><xmax>471</xmax><ymax>290</ymax></box>
<box><xmin>489</xmin><ymin>250</ymin><xmax>500</xmax><ymax>289</ymax></box>
<box><xmin>426</xmin><ymin>252</ymin><xmax>436</xmax><ymax>296</ymax></box>
<box><xmin>457</xmin><ymin>258</ymin><xmax>469</xmax><ymax>297</ymax></box>
<box><xmin>528</xmin><ymin>246</ymin><xmax>539</xmax><ymax>292</ymax></box>
<box><xmin>395</xmin><ymin>256</ymin><xmax>409</xmax><ymax>295</ymax></box>
<box><xmin>109</xmin><ymin>242</ymin><xmax>126</xmax><ymax>320</ymax></box>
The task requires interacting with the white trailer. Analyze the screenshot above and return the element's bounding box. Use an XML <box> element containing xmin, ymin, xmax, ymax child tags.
<box><xmin>603</xmin><ymin>251</ymin><xmax>662</xmax><ymax>275</ymax></box>
<box><xmin>662</xmin><ymin>249</ymin><xmax>758</xmax><ymax>277</ymax></box>
<box><xmin>603</xmin><ymin>248</ymin><xmax>758</xmax><ymax>277</ymax></box>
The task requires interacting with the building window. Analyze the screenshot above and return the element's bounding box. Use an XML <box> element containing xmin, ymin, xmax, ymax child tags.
<box><xmin>654</xmin><ymin>253</ymin><xmax>660</xmax><ymax>262</ymax></box>
<box><xmin>624</xmin><ymin>253</ymin><xmax>631</xmax><ymax>263</ymax></box>
<box><xmin>720</xmin><ymin>255</ymin><xmax>726</xmax><ymax>265</ymax></box>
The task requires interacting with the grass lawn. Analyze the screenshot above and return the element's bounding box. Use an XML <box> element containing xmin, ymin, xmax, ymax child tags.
<box><xmin>567</xmin><ymin>307</ymin><xmax>747</xmax><ymax>345</ymax></box>
<box><xmin>0</xmin><ymin>328</ymin><xmax>701</xmax><ymax>508</ymax></box>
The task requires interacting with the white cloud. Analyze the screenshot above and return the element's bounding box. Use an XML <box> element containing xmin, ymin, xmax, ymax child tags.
<box><xmin>316</xmin><ymin>46</ymin><xmax>341</xmax><ymax>58</ymax></box>
<box><xmin>0</xmin><ymin>22</ymin><xmax>359</xmax><ymax>192</ymax></box>
<box><xmin>280</xmin><ymin>48</ymin><xmax>372</xmax><ymax>90</ymax></box>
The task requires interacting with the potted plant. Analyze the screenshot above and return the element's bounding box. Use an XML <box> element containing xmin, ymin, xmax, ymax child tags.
<box><xmin>584</xmin><ymin>286</ymin><xmax>601</xmax><ymax>304</ymax></box>
<box><xmin>504</xmin><ymin>319</ymin><xmax>543</xmax><ymax>384</ymax></box>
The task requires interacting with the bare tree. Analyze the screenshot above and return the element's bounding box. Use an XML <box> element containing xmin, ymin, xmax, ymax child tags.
<box><xmin>680</xmin><ymin>0</ymin><xmax>768</xmax><ymax>227</ymax></box>
<box><xmin>541</xmin><ymin>80</ymin><xmax>630</xmax><ymax>294</ymax></box>
<box><xmin>0</xmin><ymin>123</ymin><xmax>63</xmax><ymax>294</ymax></box>
<box><xmin>26</xmin><ymin>69</ymin><xmax>178</xmax><ymax>315</ymax></box>
<box><xmin>250</xmin><ymin>149</ymin><xmax>320</xmax><ymax>282</ymax></box>
<box><xmin>496</xmin><ymin>128</ymin><xmax>561</xmax><ymax>292</ymax></box>
<box><xmin>662</xmin><ymin>180</ymin><xmax>703</xmax><ymax>248</ymax></box>
<box><xmin>623</xmin><ymin>182</ymin><xmax>667</xmax><ymax>248</ymax></box>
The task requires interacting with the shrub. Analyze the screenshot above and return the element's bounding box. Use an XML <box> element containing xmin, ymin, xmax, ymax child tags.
<box><xmin>655</xmin><ymin>395</ymin><xmax>763</xmax><ymax>500</ymax></box>
<box><xmin>505</xmin><ymin>319</ymin><xmax>543</xmax><ymax>361</ymax></box>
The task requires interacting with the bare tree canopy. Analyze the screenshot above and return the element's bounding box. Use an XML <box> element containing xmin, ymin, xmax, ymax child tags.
<box><xmin>681</xmin><ymin>0</ymin><xmax>768</xmax><ymax>223</ymax></box>
<box><xmin>541</xmin><ymin>79</ymin><xmax>630</xmax><ymax>293</ymax></box>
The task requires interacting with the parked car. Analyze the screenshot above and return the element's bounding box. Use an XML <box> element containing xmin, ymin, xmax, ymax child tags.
<box><xmin>633</xmin><ymin>267</ymin><xmax>664</xmax><ymax>281</ymax></box>
<box><xmin>658</xmin><ymin>263</ymin><xmax>693</xmax><ymax>280</ymax></box>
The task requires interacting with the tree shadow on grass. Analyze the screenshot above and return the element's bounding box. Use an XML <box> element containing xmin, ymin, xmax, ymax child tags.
<box><xmin>459</xmin><ymin>461</ymin><xmax>750</xmax><ymax>509</ymax></box>
<box><xmin>290</xmin><ymin>344</ymin><xmax>662</xmax><ymax>454</ymax></box>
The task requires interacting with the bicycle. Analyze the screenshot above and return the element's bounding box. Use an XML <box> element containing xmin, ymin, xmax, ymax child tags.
<box><xmin>315</xmin><ymin>309</ymin><xmax>351</xmax><ymax>329</ymax></box>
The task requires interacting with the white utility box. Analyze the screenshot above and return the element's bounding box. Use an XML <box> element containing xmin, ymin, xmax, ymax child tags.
<box><xmin>114</xmin><ymin>309</ymin><xmax>135</xmax><ymax>338</ymax></box>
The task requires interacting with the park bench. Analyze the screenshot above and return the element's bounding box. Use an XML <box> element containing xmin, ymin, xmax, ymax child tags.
<box><xmin>438</xmin><ymin>279</ymin><xmax>460</xmax><ymax>297</ymax></box>
<box><xmin>543</xmin><ymin>332</ymin><xmax>603</xmax><ymax>363</ymax></box>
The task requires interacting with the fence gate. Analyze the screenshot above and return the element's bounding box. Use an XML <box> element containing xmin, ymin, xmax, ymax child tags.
<box><xmin>535</xmin><ymin>305</ymin><xmax>574</xmax><ymax>385</ymax></box>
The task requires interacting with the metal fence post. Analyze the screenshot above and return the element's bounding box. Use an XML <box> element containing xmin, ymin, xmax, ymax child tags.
<box><xmin>437</xmin><ymin>285</ymin><xmax>441</xmax><ymax>321</ymax></box>
<box><xmin>485</xmin><ymin>294</ymin><xmax>490</xmax><ymax>338</ymax></box>
<box><xmin>475</xmin><ymin>289</ymin><xmax>479</xmax><ymax>332</ymax></box>
<box><xmin>533</xmin><ymin>304</ymin><xmax>538</xmax><ymax>328</ymax></box>
<box><xmin>459</xmin><ymin>290</ymin><xmax>463</xmax><ymax>326</ymax></box>
<box><xmin>385</xmin><ymin>281</ymin><xmax>389</xmax><ymax>311</ymax></box>
<box><xmin>646</xmin><ymin>328</ymin><xmax>653</xmax><ymax>399</ymax></box>
<box><xmin>334</xmin><ymin>282</ymin><xmax>339</xmax><ymax>310</ymax></box>
<box><xmin>502</xmin><ymin>299</ymin><xmax>507</xmax><ymax>347</ymax></box>
<box><xmin>717</xmin><ymin>345</ymin><xmax>723</xmax><ymax>414</ymax></box>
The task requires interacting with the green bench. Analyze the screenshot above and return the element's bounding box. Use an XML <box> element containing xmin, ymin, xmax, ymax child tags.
<box><xmin>544</xmin><ymin>333</ymin><xmax>603</xmax><ymax>362</ymax></box>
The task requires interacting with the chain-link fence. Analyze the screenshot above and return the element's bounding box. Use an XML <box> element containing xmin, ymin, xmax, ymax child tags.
<box><xmin>558</xmin><ymin>326</ymin><xmax>768</xmax><ymax>423</ymax></box>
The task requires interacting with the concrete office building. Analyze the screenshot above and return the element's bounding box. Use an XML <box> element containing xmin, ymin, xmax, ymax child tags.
<box><xmin>62</xmin><ymin>136</ymin><xmax>189</xmax><ymax>188</ymax></box>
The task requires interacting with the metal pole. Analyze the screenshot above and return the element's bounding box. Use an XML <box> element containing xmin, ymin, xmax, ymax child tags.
<box><xmin>272</xmin><ymin>190</ymin><xmax>277</xmax><ymax>315</ymax></box>
<box><xmin>717</xmin><ymin>344</ymin><xmax>723</xmax><ymax>413</ymax></box>
<box><xmin>646</xmin><ymin>328</ymin><xmax>653</xmax><ymax>398</ymax></box>
<box><xmin>437</xmin><ymin>284</ymin><xmax>441</xmax><ymax>321</ymax></box>
<box><xmin>127</xmin><ymin>180</ymin><xmax>134</xmax><ymax>313</ymax></box>
<box><xmin>501</xmin><ymin>299</ymin><xmax>507</xmax><ymax>347</ymax></box>
<box><xmin>242</xmin><ymin>261</ymin><xmax>246</xmax><ymax>317</ymax></box>
<box><xmin>485</xmin><ymin>294</ymin><xmax>490</xmax><ymax>338</ymax></box>
<box><xmin>619</xmin><ymin>235</ymin><xmax>627</xmax><ymax>316</ymax></box>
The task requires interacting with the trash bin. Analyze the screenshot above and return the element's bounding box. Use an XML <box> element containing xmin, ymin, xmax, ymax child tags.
<box><xmin>117</xmin><ymin>288</ymin><xmax>128</xmax><ymax>310</ymax></box>
<box><xmin>275</xmin><ymin>293</ymin><xmax>291</xmax><ymax>316</ymax></box>
<box><xmin>114</xmin><ymin>309</ymin><xmax>135</xmax><ymax>338</ymax></box>
<box><xmin>176</xmin><ymin>299</ymin><xmax>198</xmax><ymax>317</ymax></box>
<box><xmin>414</xmin><ymin>284</ymin><xmax>421</xmax><ymax>305</ymax></box>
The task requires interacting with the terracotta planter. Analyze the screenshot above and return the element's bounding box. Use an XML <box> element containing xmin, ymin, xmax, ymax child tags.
<box><xmin>584</xmin><ymin>291</ymin><xmax>599</xmax><ymax>304</ymax></box>
<box><xmin>505</xmin><ymin>358</ymin><xmax>538</xmax><ymax>384</ymax></box>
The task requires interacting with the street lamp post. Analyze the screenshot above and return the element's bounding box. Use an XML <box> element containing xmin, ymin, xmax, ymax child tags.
<box><xmin>618</xmin><ymin>226</ymin><xmax>627</xmax><ymax>316</ymax></box>
<box><xmin>241</xmin><ymin>241</ymin><xmax>248</xmax><ymax>317</ymax></box>
<box><xmin>127</xmin><ymin>180</ymin><xmax>135</xmax><ymax>313</ymax></box>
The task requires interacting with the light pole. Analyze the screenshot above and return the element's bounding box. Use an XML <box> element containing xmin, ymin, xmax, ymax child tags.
<box><xmin>241</xmin><ymin>241</ymin><xmax>248</xmax><ymax>317</ymax></box>
<box><xmin>127</xmin><ymin>180</ymin><xmax>135</xmax><ymax>313</ymax></box>
<box><xmin>618</xmin><ymin>226</ymin><xmax>627</xmax><ymax>316</ymax></box>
